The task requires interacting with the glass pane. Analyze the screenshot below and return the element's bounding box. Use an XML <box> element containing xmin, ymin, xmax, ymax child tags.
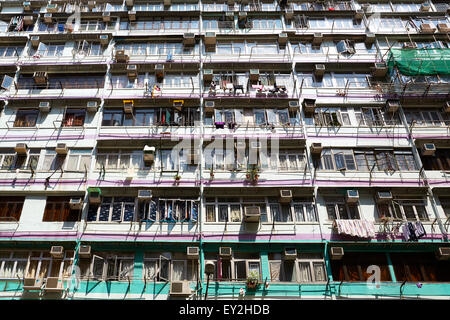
<box><xmin>298</xmin><ymin>262</ymin><xmax>312</xmax><ymax>282</ymax></box>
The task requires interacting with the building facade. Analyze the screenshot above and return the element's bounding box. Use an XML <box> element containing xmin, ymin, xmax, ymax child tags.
<box><xmin>0</xmin><ymin>0</ymin><xmax>449</xmax><ymax>300</ymax></box>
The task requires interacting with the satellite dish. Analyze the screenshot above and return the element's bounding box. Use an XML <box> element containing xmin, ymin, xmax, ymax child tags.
<box><xmin>1</xmin><ymin>75</ymin><xmax>14</xmax><ymax>90</ymax></box>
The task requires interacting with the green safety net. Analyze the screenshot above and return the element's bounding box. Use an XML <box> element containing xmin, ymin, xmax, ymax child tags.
<box><xmin>387</xmin><ymin>48</ymin><xmax>450</xmax><ymax>76</ymax></box>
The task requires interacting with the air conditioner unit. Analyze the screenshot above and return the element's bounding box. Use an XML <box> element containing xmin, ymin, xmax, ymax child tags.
<box><xmin>128</xmin><ymin>11</ymin><xmax>136</xmax><ymax>21</ymax></box>
<box><xmin>23</xmin><ymin>16</ymin><xmax>34</xmax><ymax>26</ymax></box>
<box><xmin>376</xmin><ymin>191</ymin><xmax>393</xmax><ymax>204</ymax></box>
<box><xmin>87</xmin><ymin>101</ymin><xmax>98</xmax><ymax>113</ymax></box>
<box><xmin>310</xmin><ymin>142</ymin><xmax>322</xmax><ymax>155</ymax></box>
<box><xmin>346</xmin><ymin>190</ymin><xmax>359</xmax><ymax>203</ymax></box>
<box><xmin>88</xmin><ymin>188</ymin><xmax>101</xmax><ymax>204</ymax></box>
<box><xmin>87</xmin><ymin>1</ymin><xmax>96</xmax><ymax>9</ymax></box>
<box><xmin>227</xmin><ymin>0</ymin><xmax>235</xmax><ymax>5</ymax></box>
<box><xmin>44</xmin><ymin>13</ymin><xmax>53</xmax><ymax>23</ymax></box>
<box><xmin>55</xmin><ymin>143</ymin><xmax>68</xmax><ymax>155</ymax></box>
<box><xmin>330</xmin><ymin>247</ymin><xmax>344</xmax><ymax>260</ymax></box>
<box><xmin>204</xmin><ymin>101</ymin><xmax>215</xmax><ymax>112</ymax></box>
<box><xmin>279</xmin><ymin>189</ymin><xmax>292</xmax><ymax>204</ymax></box>
<box><xmin>31</xmin><ymin>36</ymin><xmax>40</xmax><ymax>48</ymax></box>
<box><xmin>205</xmin><ymin>32</ymin><xmax>216</xmax><ymax>46</ymax></box>
<box><xmin>115</xmin><ymin>49</ymin><xmax>129</xmax><ymax>63</ymax></box>
<box><xmin>437</xmin><ymin>23</ymin><xmax>450</xmax><ymax>33</ymax></box>
<box><xmin>238</xmin><ymin>12</ymin><xmax>247</xmax><ymax>20</ymax></box>
<box><xmin>50</xmin><ymin>246</ymin><xmax>64</xmax><ymax>259</ymax></box>
<box><xmin>173</xmin><ymin>100</ymin><xmax>184</xmax><ymax>109</ymax></box>
<box><xmin>442</xmin><ymin>101</ymin><xmax>450</xmax><ymax>113</ymax></box>
<box><xmin>244</xmin><ymin>206</ymin><xmax>261</xmax><ymax>222</ymax></box>
<box><xmin>283</xmin><ymin>248</ymin><xmax>297</xmax><ymax>260</ymax></box>
<box><xmin>69</xmin><ymin>198</ymin><xmax>83</xmax><ymax>210</ymax></box>
<box><xmin>39</xmin><ymin>101</ymin><xmax>51</xmax><ymax>113</ymax></box>
<box><xmin>79</xmin><ymin>245</ymin><xmax>91</xmax><ymax>258</ymax></box>
<box><xmin>284</xmin><ymin>8</ymin><xmax>294</xmax><ymax>20</ymax></box>
<box><xmin>102</xmin><ymin>12</ymin><xmax>111</xmax><ymax>22</ymax></box>
<box><xmin>436</xmin><ymin>247</ymin><xmax>450</xmax><ymax>260</ymax></box>
<box><xmin>143</xmin><ymin>145</ymin><xmax>155</xmax><ymax>163</ymax></box>
<box><xmin>23</xmin><ymin>278</ymin><xmax>41</xmax><ymax>291</ymax></box>
<box><xmin>170</xmin><ymin>281</ymin><xmax>191</xmax><ymax>296</ymax></box>
<box><xmin>187</xmin><ymin>247</ymin><xmax>199</xmax><ymax>259</ymax></box>
<box><xmin>33</xmin><ymin>71</ymin><xmax>48</xmax><ymax>85</ymax></box>
<box><xmin>183</xmin><ymin>33</ymin><xmax>195</xmax><ymax>46</ymax></box>
<box><xmin>44</xmin><ymin>277</ymin><xmax>64</xmax><ymax>293</ymax></box>
<box><xmin>288</xmin><ymin>101</ymin><xmax>299</xmax><ymax>111</ymax></box>
<box><xmin>46</xmin><ymin>4</ymin><xmax>57</xmax><ymax>13</ymax></box>
<box><xmin>386</xmin><ymin>99</ymin><xmax>400</xmax><ymax>113</ymax></box>
<box><xmin>203</xmin><ymin>69</ymin><xmax>213</xmax><ymax>81</ymax></box>
<box><xmin>205</xmin><ymin>261</ymin><xmax>215</xmax><ymax>275</ymax></box>
<box><xmin>123</xmin><ymin>100</ymin><xmax>134</xmax><ymax>114</ymax></box>
<box><xmin>302</xmin><ymin>98</ymin><xmax>316</xmax><ymax>114</ymax></box>
<box><xmin>15</xmin><ymin>143</ymin><xmax>28</xmax><ymax>154</ymax></box>
<box><xmin>361</xmin><ymin>4</ymin><xmax>372</xmax><ymax>14</ymax></box>
<box><xmin>314</xmin><ymin>64</ymin><xmax>325</xmax><ymax>77</ymax></box>
<box><xmin>372</xmin><ymin>62</ymin><xmax>388</xmax><ymax>78</ymax></box>
<box><xmin>278</xmin><ymin>33</ymin><xmax>288</xmax><ymax>45</ymax></box>
<box><xmin>225</xmin><ymin>12</ymin><xmax>234</xmax><ymax>21</ymax></box>
<box><xmin>422</xmin><ymin>143</ymin><xmax>436</xmax><ymax>156</ymax></box>
<box><xmin>420</xmin><ymin>3</ymin><xmax>431</xmax><ymax>11</ymax></box>
<box><xmin>403</xmin><ymin>42</ymin><xmax>417</xmax><ymax>49</ymax></box>
<box><xmin>249</xmin><ymin>69</ymin><xmax>259</xmax><ymax>81</ymax></box>
<box><xmin>365</xmin><ymin>32</ymin><xmax>376</xmax><ymax>44</ymax></box>
<box><xmin>138</xmin><ymin>190</ymin><xmax>152</xmax><ymax>201</ymax></box>
<box><xmin>99</xmin><ymin>35</ymin><xmax>109</xmax><ymax>46</ymax></box>
<box><xmin>127</xmin><ymin>65</ymin><xmax>137</xmax><ymax>79</ymax></box>
<box><xmin>219</xmin><ymin>247</ymin><xmax>232</xmax><ymax>258</ymax></box>
<box><xmin>354</xmin><ymin>9</ymin><xmax>364</xmax><ymax>20</ymax></box>
<box><xmin>313</xmin><ymin>33</ymin><xmax>323</xmax><ymax>46</ymax></box>
<box><xmin>420</xmin><ymin>23</ymin><xmax>436</xmax><ymax>33</ymax></box>
<box><xmin>23</xmin><ymin>2</ymin><xmax>32</xmax><ymax>11</ymax></box>
<box><xmin>126</xmin><ymin>0</ymin><xmax>134</xmax><ymax>7</ymax></box>
<box><xmin>164</xmin><ymin>0</ymin><xmax>171</xmax><ymax>5</ymax></box>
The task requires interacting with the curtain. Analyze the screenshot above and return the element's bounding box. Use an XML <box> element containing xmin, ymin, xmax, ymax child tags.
<box><xmin>298</xmin><ymin>262</ymin><xmax>312</xmax><ymax>282</ymax></box>
<box><xmin>172</xmin><ymin>261</ymin><xmax>184</xmax><ymax>281</ymax></box>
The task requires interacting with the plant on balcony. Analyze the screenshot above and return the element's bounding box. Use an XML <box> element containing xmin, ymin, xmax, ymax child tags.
<box><xmin>209</xmin><ymin>167</ymin><xmax>214</xmax><ymax>179</ymax></box>
<box><xmin>246</xmin><ymin>165</ymin><xmax>260</xmax><ymax>184</ymax></box>
<box><xmin>246</xmin><ymin>271</ymin><xmax>259</xmax><ymax>289</ymax></box>
<box><xmin>174</xmin><ymin>174</ymin><xmax>181</xmax><ymax>182</ymax></box>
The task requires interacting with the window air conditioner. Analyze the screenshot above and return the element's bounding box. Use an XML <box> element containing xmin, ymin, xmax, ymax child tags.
<box><xmin>126</xmin><ymin>0</ymin><xmax>134</xmax><ymax>7</ymax></box>
<box><xmin>403</xmin><ymin>42</ymin><xmax>417</xmax><ymax>49</ymax></box>
<box><xmin>354</xmin><ymin>9</ymin><xmax>364</xmax><ymax>20</ymax></box>
<box><xmin>219</xmin><ymin>247</ymin><xmax>232</xmax><ymax>258</ymax></box>
<box><xmin>420</xmin><ymin>23</ymin><xmax>436</xmax><ymax>33</ymax></box>
<box><xmin>420</xmin><ymin>3</ymin><xmax>431</xmax><ymax>12</ymax></box>
<box><xmin>313</xmin><ymin>33</ymin><xmax>323</xmax><ymax>46</ymax></box>
<box><xmin>138</xmin><ymin>190</ymin><xmax>152</xmax><ymax>201</ymax></box>
<box><xmin>15</xmin><ymin>143</ymin><xmax>28</xmax><ymax>155</ymax></box>
<box><xmin>283</xmin><ymin>248</ymin><xmax>297</xmax><ymax>260</ymax></box>
<box><xmin>288</xmin><ymin>101</ymin><xmax>299</xmax><ymax>111</ymax></box>
<box><xmin>285</xmin><ymin>8</ymin><xmax>294</xmax><ymax>20</ymax></box>
<box><xmin>365</xmin><ymin>33</ymin><xmax>375</xmax><ymax>45</ymax></box>
<box><xmin>115</xmin><ymin>49</ymin><xmax>129</xmax><ymax>63</ymax></box>
<box><xmin>31</xmin><ymin>36</ymin><xmax>40</xmax><ymax>48</ymax></box>
<box><xmin>422</xmin><ymin>143</ymin><xmax>436</xmax><ymax>156</ymax></box>
<box><xmin>23</xmin><ymin>2</ymin><xmax>32</xmax><ymax>11</ymax></box>
<box><xmin>44</xmin><ymin>13</ymin><xmax>53</xmax><ymax>23</ymax></box>
<box><xmin>88</xmin><ymin>188</ymin><xmax>101</xmax><ymax>204</ymax></box>
<box><xmin>442</xmin><ymin>101</ymin><xmax>450</xmax><ymax>113</ymax></box>
<box><xmin>33</xmin><ymin>71</ymin><xmax>48</xmax><ymax>85</ymax></box>
<box><xmin>170</xmin><ymin>281</ymin><xmax>191</xmax><ymax>296</ymax></box>
<box><xmin>279</xmin><ymin>189</ymin><xmax>292</xmax><ymax>204</ymax></box>
<box><xmin>69</xmin><ymin>198</ymin><xmax>83</xmax><ymax>210</ymax></box>
<box><xmin>79</xmin><ymin>245</ymin><xmax>92</xmax><ymax>258</ymax></box>
<box><xmin>87</xmin><ymin>101</ymin><xmax>98</xmax><ymax>113</ymax></box>
<box><xmin>310</xmin><ymin>142</ymin><xmax>322</xmax><ymax>155</ymax></box>
<box><xmin>225</xmin><ymin>12</ymin><xmax>234</xmax><ymax>21</ymax></box>
<box><xmin>46</xmin><ymin>4</ymin><xmax>57</xmax><ymax>13</ymax></box>
<box><xmin>183</xmin><ymin>33</ymin><xmax>195</xmax><ymax>46</ymax></box>
<box><xmin>39</xmin><ymin>101</ymin><xmax>51</xmax><ymax>113</ymax></box>
<box><xmin>244</xmin><ymin>206</ymin><xmax>261</xmax><ymax>222</ymax></box>
<box><xmin>203</xmin><ymin>69</ymin><xmax>213</xmax><ymax>81</ymax></box>
<box><xmin>44</xmin><ymin>277</ymin><xmax>64</xmax><ymax>293</ymax></box>
<box><xmin>99</xmin><ymin>35</ymin><xmax>109</xmax><ymax>45</ymax></box>
<box><xmin>50</xmin><ymin>246</ymin><xmax>64</xmax><ymax>259</ymax></box>
<box><xmin>238</xmin><ymin>12</ymin><xmax>247</xmax><ymax>20</ymax></box>
<box><xmin>278</xmin><ymin>33</ymin><xmax>288</xmax><ymax>45</ymax></box>
<box><xmin>23</xmin><ymin>277</ymin><xmax>42</xmax><ymax>291</ymax></box>
<box><xmin>376</xmin><ymin>191</ymin><xmax>393</xmax><ymax>204</ymax></box>
<box><xmin>102</xmin><ymin>12</ymin><xmax>111</xmax><ymax>22</ymax></box>
<box><xmin>437</xmin><ymin>23</ymin><xmax>450</xmax><ymax>33</ymax></box>
<box><xmin>187</xmin><ymin>247</ymin><xmax>199</xmax><ymax>259</ymax></box>
<box><xmin>24</xmin><ymin>16</ymin><xmax>34</xmax><ymax>26</ymax></box>
<box><xmin>330</xmin><ymin>247</ymin><xmax>344</xmax><ymax>260</ymax></box>
<box><xmin>302</xmin><ymin>98</ymin><xmax>316</xmax><ymax>114</ymax></box>
<box><xmin>205</xmin><ymin>32</ymin><xmax>216</xmax><ymax>46</ymax></box>
<box><xmin>128</xmin><ymin>11</ymin><xmax>136</xmax><ymax>21</ymax></box>
<box><xmin>143</xmin><ymin>145</ymin><xmax>156</xmax><ymax>163</ymax></box>
<box><xmin>314</xmin><ymin>64</ymin><xmax>325</xmax><ymax>77</ymax></box>
<box><xmin>55</xmin><ymin>143</ymin><xmax>68</xmax><ymax>155</ymax></box>
<box><xmin>249</xmin><ymin>69</ymin><xmax>259</xmax><ymax>81</ymax></box>
<box><xmin>186</xmin><ymin>149</ymin><xmax>198</xmax><ymax>164</ymax></box>
<box><xmin>436</xmin><ymin>247</ymin><xmax>450</xmax><ymax>260</ymax></box>
<box><xmin>372</xmin><ymin>62</ymin><xmax>388</xmax><ymax>78</ymax></box>
<box><xmin>123</xmin><ymin>100</ymin><xmax>134</xmax><ymax>114</ymax></box>
<box><xmin>204</xmin><ymin>101</ymin><xmax>215</xmax><ymax>113</ymax></box>
<box><xmin>346</xmin><ymin>190</ymin><xmax>359</xmax><ymax>203</ymax></box>
<box><xmin>127</xmin><ymin>65</ymin><xmax>137</xmax><ymax>79</ymax></box>
<box><xmin>385</xmin><ymin>99</ymin><xmax>400</xmax><ymax>113</ymax></box>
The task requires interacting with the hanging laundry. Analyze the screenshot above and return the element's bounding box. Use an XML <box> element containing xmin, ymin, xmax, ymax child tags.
<box><xmin>335</xmin><ymin>219</ymin><xmax>375</xmax><ymax>238</ymax></box>
<box><xmin>415</xmin><ymin>221</ymin><xmax>426</xmax><ymax>239</ymax></box>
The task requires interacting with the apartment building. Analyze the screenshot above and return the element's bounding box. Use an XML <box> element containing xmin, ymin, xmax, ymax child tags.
<box><xmin>0</xmin><ymin>0</ymin><xmax>448</xmax><ymax>300</ymax></box>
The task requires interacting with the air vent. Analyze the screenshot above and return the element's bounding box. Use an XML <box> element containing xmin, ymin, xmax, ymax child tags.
<box><xmin>187</xmin><ymin>247</ymin><xmax>199</xmax><ymax>259</ymax></box>
<box><xmin>313</xmin><ymin>33</ymin><xmax>323</xmax><ymax>46</ymax></box>
<box><xmin>79</xmin><ymin>245</ymin><xmax>91</xmax><ymax>258</ymax></box>
<box><xmin>288</xmin><ymin>101</ymin><xmax>299</xmax><ymax>111</ymax></box>
<box><xmin>170</xmin><ymin>281</ymin><xmax>191</xmax><ymax>296</ymax></box>
<box><xmin>279</xmin><ymin>189</ymin><xmax>292</xmax><ymax>203</ymax></box>
<box><xmin>244</xmin><ymin>206</ymin><xmax>261</xmax><ymax>222</ymax></box>
<box><xmin>127</xmin><ymin>65</ymin><xmax>137</xmax><ymax>79</ymax></box>
<box><xmin>143</xmin><ymin>145</ymin><xmax>156</xmax><ymax>163</ymax></box>
<box><xmin>138</xmin><ymin>190</ymin><xmax>152</xmax><ymax>201</ymax></box>
<box><xmin>69</xmin><ymin>198</ymin><xmax>83</xmax><ymax>210</ymax></box>
<box><xmin>376</xmin><ymin>191</ymin><xmax>393</xmax><ymax>204</ymax></box>
<box><xmin>365</xmin><ymin>32</ymin><xmax>376</xmax><ymax>44</ymax></box>
<box><xmin>87</xmin><ymin>101</ymin><xmax>98</xmax><ymax>113</ymax></box>
<box><xmin>115</xmin><ymin>49</ymin><xmax>129</xmax><ymax>63</ymax></box>
<box><xmin>219</xmin><ymin>247</ymin><xmax>232</xmax><ymax>258</ymax></box>
<box><xmin>310</xmin><ymin>142</ymin><xmax>322</xmax><ymax>155</ymax></box>
<box><xmin>330</xmin><ymin>247</ymin><xmax>344</xmax><ymax>260</ymax></box>
<box><xmin>420</xmin><ymin>2</ymin><xmax>431</xmax><ymax>11</ymax></box>
<box><xmin>183</xmin><ymin>33</ymin><xmax>195</xmax><ymax>46</ymax></box>
<box><xmin>123</xmin><ymin>100</ymin><xmax>134</xmax><ymax>114</ymax></box>
<box><xmin>372</xmin><ymin>62</ymin><xmax>388</xmax><ymax>78</ymax></box>
<box><xmin>50</xmin><ymin>246</ymin><xmax>64</xmax><ymax>259</ymax></box>
<box><xmin>346</xmin><ymin>190</ymin><xmax>359</xmax><ymax>203</ymax></box>
<box><xmin>15</xmin><ymin>143</ymin><xmax>28</xmax><ymax>154</ymax></box>
<box><xmin>302</xmin><ymin>98</ymin><xmax>316</xmax><ymax>114</ymax></box>
<box><xmin>126</xmin><ymin>0</ymin><xmax>134</xmax><ymax>6</ymax></box>
<box><xmin>39</xmin><ymin>101</ymin><xmax>51</xmax><ymax>112</ymax></box>
<box><xmin>204</xmin><ymin>101</ymin><xmax>215</xmax><ymax>112</ymax></box>
<box><xmin>23</xmin><ymin>2</ymin><xmax>32</xmax><ymax>11</ymax></box>
<box><xmin>278</xmin><ymin>33</ymin><xmax>288</xmax><ymax>45</ymax></box>
<box><xmin>283</xmin><ymin>248</ymin><xmax>297</xmax><ymax>260</ymax></box>
<box><xmin>422</xmin><ymin>143</ymin><xmax>436</xmax><ymax>156</ymax></box>
<box><xmin>55</xmin><ymin>143</ymin><xmax>68</xmax><ymax>155</ymax></box>
<box><xmin>164</xmin><ymin>0</ymin><xmax>171</xmax><ymax>5</ymax></box>
<box><xmin>437</xmin><ymin>23</ymin><xmax>450</xmax><ymax>33</ymax></box>
<box><xmin>238</xmin><ymin>12</ymin><xmax>247</xmax><ymax>20</ymax></box>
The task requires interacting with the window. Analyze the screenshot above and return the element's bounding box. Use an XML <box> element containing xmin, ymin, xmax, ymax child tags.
<box><xmin>65</xmin><ymin>150</ymin><xmax>91</xmax><ymax>172</ymax></box>
<box><xmin>269</xmin><ymin>253</ymin><xmax>327</xmax><ymax>283</ymax></box>
<box><xmin>14</xmin><ymin>109</ymin><xmax>39</xmax><ymax>127</ymax></box>
<box><xmin>0</xmin><ymin>251</ymin><xmax>28</xmax><ymax>279</ymax></box>
<box><xmin>0</xmin><ymin>46</ymin><xmax>23</xmax><ymax>57</ymax></box>
<box><xmin>325</xmin><ymin>198</ymin><xmax>360</xmax><ymax>220</ymax></box>
<box><xmin>25</xmin><ymin>250</ymin><xmax>74</xmax><ymax>281</ymax></box>
<box><xmin>0</xmin><ymin>151</ymin><xmax>39</xmax><ymax>171</ymax></box>
<box><xmin>314</xmin><ymin>108</ymin><xmax>351</xmax><ymax>126</ymax></box>
<box><xmin>42</xmin><ymin>150</ymin><xmax>65</xmax><ymax>171</ymax></box>
<box><xmin>377</xmin><ymin>197</ymin><xmax>429</xmax><ymax>221</ymax></box>
<box><xmin>439</xmin><ymin>197</ymin><xmax>450</xmax><ymax>218</ymax></box>
<box><xmin>331</xmin><ymin>252</ymin><xmax>392</xmax><ymax>282</ymax></box>
<box><xmin>87</xmin><ymin>197</ymin><xmax>136</xmax><ymax>222</ymax></box>
<box><xmin>87</xmin><ymin>252</ymin><xmax>134</xmax><ymax>281</ymax></box>
<box><xmin>138</xmin><ymin>198</ymin><xmax>199</xmax><ymax>222</ymax></box>
<box><xmin>62</xmin><ymin>109</ymin><xmax>85</xmax><ymax>127</ymax></box>
<box><xmin>43</xmin><ymin>197</ymin><xmax>81</xmax><ymax>222</ymax></box>
<box><xmin>0</xmin><ymin>197</ymin><xmax>24</xmax><ymax>222</ymax></box>
<box><xmin>95</xmin><ymin>150</ymin><xmax>142</xmax><ymax>171</ymax></box>
<box><xmin>143</xmin><ymin>252</ymin><xmax>198</xmax><ymax>282</ymax></box>
<box><xmin>421</xmin><ymin>149</ymin><xmax>450</xmax><ymax>171</ymax></box>
<box><xmin>391</xmin><ymin>252</ymin><xmax>450</xmax><ymax>282</ymax></box>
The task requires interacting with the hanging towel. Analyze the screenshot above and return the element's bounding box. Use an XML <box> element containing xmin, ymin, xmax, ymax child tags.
<box><xmin>415</xmin><ymin>221</ymin><xmax>426</xmax><ymax>239</ymax></box>
<box><xmin>408</xmin><ymin>222</ymin><xmax>418</xmax><ymax>241</ymax></box>
<box><xmin>402</xmin><ymin>224</ymin><xmax>410</xmax><ymax>241</ymax></box>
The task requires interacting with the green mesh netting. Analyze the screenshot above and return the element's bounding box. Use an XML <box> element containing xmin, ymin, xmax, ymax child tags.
<box><xmin>387</xmin><ymin>48</ymin><xmax>450</xmax><ymax>76</ymax></box>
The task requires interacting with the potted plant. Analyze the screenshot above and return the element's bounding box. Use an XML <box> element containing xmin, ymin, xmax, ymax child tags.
<box><xmin>209</xmin><ymin>167</ymin><xmax>214</xmax><ymax>179</ymax></box>
<box><xmin>246</xmin><ymin>271</ymin><xmax>259</xmax><ymax>289</ymax></box>
<box><xmin>174</xmin><ymin>174</ymin><xmax>181</xmax><ymax>182</ymax></box>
